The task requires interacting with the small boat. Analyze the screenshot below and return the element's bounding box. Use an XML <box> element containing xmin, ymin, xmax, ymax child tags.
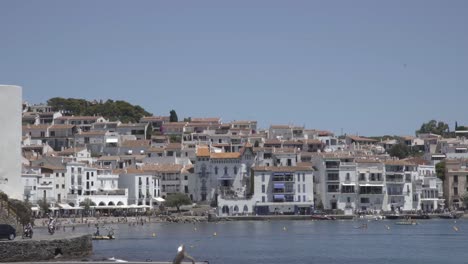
<box><xmin>92</xmin><ymin>235</ymin><xmax>115</xmax><ymax>240</ymax></box>
<box><xmin>438</xmin><ymin>212</ymin><xmax>463</xmax><ymax>219</ymax></box>
<box><xmin>385</xmin><ymin>215</ymin><xmax>402</xmax><ymax>220</ymax></box>
<box><xmin>395</xmin><ymin>221</ymin><xmax>418</xmax><ymax>225</ymax></box>
<box><xmin>407</xmin><ymin>214</ymin><xmax>430</xmax><ymax>220</ymax></box>
<box><xmin>311</xmin><ymin>215</ymin><xmax>335</xmax><ymax>220</ymax></box>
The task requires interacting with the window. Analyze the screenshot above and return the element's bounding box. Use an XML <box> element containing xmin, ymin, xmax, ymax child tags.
<box><xmin>184</xmin><ymin>175</ymin><xmax>188</xmax><ymax>180</ymax></box>
<box><xmin>234</xmin><ymin>166</ymin><xmax>238</xmax><ymax>174</ymax></box>
<box><xmin>50</xmin><ymin>131</ymin><xmax>55</xmax><ymax>137</ymax></box>
<box><xmin>297</xmin><ymin>174</ymin><xmax>300</xmax><ymax>182</ymax></box>
<box><xmin>453</xmin><ymin>175</ymin><xmax>458</xmax><ymax>183</ymax></box>
<box><xmin>346</xmin><ymin>173</ymin><xmax>350</xmax><ymax>181</ymax></box>
<box><xmin>298</xmin><ymin>195</ymin><xmax>301</xmax><ymax>202</ymax></box>
<box><xmin>78</xmin><ymin>167</ymin><xmax>82</xmax><ymax>174</ymax></box>
<box><xmin>302</xmin><ymin>173</ymin><xmax>305</xmax><ymax>182</ymax></box>
<box><xmin>454</xmin><ymin>187</ymin><xmax>458</xmax><ymax>195</ymax></box>
<box><xmin>262</xmin><ymin>196</ymin><xmax>265</xmax><ymax>202</ymax></box>
<box><xmin>71</xmin><ymin>167</ymin><xmax>74</xmax><ymax>173</ymax></box>
<box><xmin>262</xmin><ymin>185</ymin><xmax>265</xmax><ymax>193</ymax></box>
<box><xmin>327</xmin><ymin>184</ymin><xmax>339</xmax><ymax>193</ymax></box>
<box><xmin>224</xmin><ymin>167</ymin><xmax>228</xmax><ymax>175</ymax></box>
<box><xmin>91</xmin><ymin>182</ymin><xmax>94</xmax><ymax>186</ymax></box>
<box><xmin>56</xmin><ymin>173</ymin><xmax>59</xmax><ymax>177</ymax></box>
<box><xmin>303</xmin><ymin>184</ymin><xmax>306</xmax><ymax>192</ymax></box>
<box><xmin>361</xmin><ymin>197</ymin><xmax>370</xmax><ymax>203</ymax></box>
<box><xmin>359</xmin><ymin>173</ymin><xmax>365</xmax><ymax>181</ymax></box>
<box><xmin>214</xmin><ymin>167</ymin><xmax>218</xmax><ymax>175</ymax></box>
<box><xmin>86</xmin><ymin>172</ymin><xmax>89</xmax><ymax>180</ymax></box>
<box><xmin>62</xmin><ymin>184</ymin><xmax>65</xmax><ymax>189</ymax></box>
<box><xmin>62</xmin><ymin>173</ymin><xmax>65</xmax><ymax>177</ymax></box>
<box><xmin>56</xmin><ymin>184</ymin><xmax>59</xmax><ymax>189</ymax></box>
<box><xmin>303</xmin><ymin>195</ymin><xmax>306</xmax><ymax>202</ymax></box>
<box><xmin>262</xmin><ymin>174</ymin><xmax>265</xmax><ymax>182</ymax></box>
<box><xmin>297</xmin><ymin>184</ymin><xmax>300</xmax><ymax>193</ymax></box>
<box><xmin>347</xmin><ymin>197</ymin><xmax>351</xmax><ymax>203</ymax></box>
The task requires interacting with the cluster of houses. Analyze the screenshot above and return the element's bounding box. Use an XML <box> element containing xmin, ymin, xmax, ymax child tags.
<box><xmin>18</xmin><ymin>102</ymin><xmax>468</xmax><ymax>216</ymax></box>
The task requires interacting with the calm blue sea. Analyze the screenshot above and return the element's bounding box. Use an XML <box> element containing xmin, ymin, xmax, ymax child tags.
<box><xmin>77</xmin><ymin>219</ymin><xmax>468</xmax><ymax>264</ymax></box>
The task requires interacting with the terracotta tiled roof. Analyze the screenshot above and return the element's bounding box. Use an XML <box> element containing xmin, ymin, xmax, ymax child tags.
<box><xmin>210</xmin><ymin>152</ymin><xmax>241</xmax><ymax>159</ymax></box>
<box><xmin>121</xmin><ymin>140</ymin><xmax>151</xmax><ymax>148</ymax></box>
<box><xmin>141</xmin><ymin>164</ymin><xmax>183</xmax><ymax>173</ymax></box>
<box><xmin>163</xmin><ymin>122</ymin><xmax>187</xmax><ymax>127</ymax></box>
<box><xmin>384</xmin><ymin>160</ymin><xmax>415</xmax><ymax>166</ymax></box>
<box><xmin>147</xmin><ymin>147</ymin><xmax>165</xmax><ymax>153</ymax></box>
<box><xmin>196</xmin><ymin>146</ymin><xmax>210</xmax><ymax>157</ymax></box>
<box><xmin>191</xmin><ymin>117</ymin><xmax>220</xmax><ymax>123</ymax></box>
<box><xmin>140</xmin><ymin>116</ymin><xmax>170</xmax><ymax>122</ymax></box>
<box><xmin>77</xmin><ymin>131</ymin><xmax>106</xmax><ymax>136</ymax></box>
<box><xmin>22</xmin><ymin>124</ymin><xmax>50</xmax><ymax>130</ymax></box>
<box><xmin>304</xmin><ymin>139</ymin><xmax>323</xmax><ymax>145</ymax></box>
<box><xmin>165</xmin><ymin>143</ymin><xmax>182</xmax><ymax>150</ymax></box>
<box><xmin>57</xmin><ymin>147</ymin><xmax>87</xmax><ymax>156</ymax></box>
<box><xmin>347</xmin><ymin>135</ymin><xmax>378</xmax><ymax>142</ymax></box>
<box><xmin>49</xmin><ymin>124</ymin><xmax>75</xmax><ymax>130</ymax></box>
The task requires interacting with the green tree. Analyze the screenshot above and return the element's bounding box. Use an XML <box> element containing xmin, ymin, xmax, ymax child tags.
<box><xmin>145</xmin><ymin>123</ymin><xmax>153</xmax><ymax>140</ymax></box>
<box><xmin>37</xmin><ymin>199</ymin><xmax>50</xmax><ymax>213</ymax></box>
<box><xmin>435</xmin><ymin>161</ymin><xmax>446</xmax><ymax>181</ymax></box>
<box><xmin>79</xmin><ymin>198</ymin><xmax>95</xmax><ymax>216</ymax></box>
<box><xmin>8</xmin><ymin>199</ymin><xmax>32</xmax><ymax>225</ymax></box>
<box><xmin>0</xmin><ymin>191</ymin><xmax>8</xmax><ymax>211</ymax></box>
<box><xmin>388</xmin><ymin>143</ymin><xmax>410</xmax><ymax>159</ymax></box>
<box><xmin>47</xmin><ymin>97</ymin><xmax>152</xmax><ymax>123</ymax></box>
<box><xmin>164</xmin><ymin>193</ymin><xmax>192</xmax><ymax>212</ymax></box>
<box><xmin>169</xmin><ymin>110</ymin><xmax>178</xmax><ymax>122</ymax></box>
<box><xmin>463</xmin><ymin>193</ymin><xmax>468</xmax><ymax>208</ymax></box>
<box><xmin>416</xmin><ymin>120</ymin><xmax>450</xmax><ymax>136</ymax></box>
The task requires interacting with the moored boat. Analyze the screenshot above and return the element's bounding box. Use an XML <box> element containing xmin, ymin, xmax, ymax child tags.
<box><xmin>395</xmin><ymin>221</ymin><xmax>418</xmax><ymax>225</ymax></box>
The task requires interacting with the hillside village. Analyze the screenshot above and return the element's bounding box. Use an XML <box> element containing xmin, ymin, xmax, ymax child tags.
<box><xmin>19</xmin><ymin>100</ymin><xmax>468</xmax><ymax>217</ymax></box>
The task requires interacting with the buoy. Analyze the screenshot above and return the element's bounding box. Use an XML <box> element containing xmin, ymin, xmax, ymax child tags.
<box><xmin>283</xmin><ymin>226</ymin><xmax>287</xmax><ymax>231</ymax></box>
<box><xmin>213</xmin><ymin>232</ymin><xmax>217</xmax><ymax>236</ymax></box>
<box><xmin>385</xmin><ymin>225</ymin><xmax>390</xmax><ymax>230</ymax></box>
<box><xmin>152</xmin><ymin>233</ymin><xmax>156</xmax><ymax>237</ymax></box>
<box><xmin>194</xmin><ymin>227</ymin><xmax>197</xmax><ymax>231</ymax></box>
<box><xmin>453</xmin><ymin>226</ymin><xmax>459</xmax><ymax>232</ymax></box>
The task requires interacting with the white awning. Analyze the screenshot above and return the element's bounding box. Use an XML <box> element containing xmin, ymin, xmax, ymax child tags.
<box><xmin>31</xmin><ymin>206</ymin><xmax>39</xmax><ymax>211</ymax></box>
<box><xmin>106</xmin><ymin>138</ymin><xmax>118</xmax><ymax>143</ymax></box>
<box><xmin>341</xmin><ymin>183</ymin><xmax>356</xmax><ymax>186</ymax></box>
<box><xmin>58</xmin><ymin>203</ymin><xmax>73</xmax><ymax>210</ymax></box>
<box><xmin>153</xmin><ymin>197</ymin><xmax>165</xmax><ymax>202</ymax></box>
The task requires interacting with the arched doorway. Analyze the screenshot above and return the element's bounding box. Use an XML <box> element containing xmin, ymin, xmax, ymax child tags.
<box><xmin>222</xmin><ymin>205</ymin><xmax>229</xmax><ymax>214</ymax></box>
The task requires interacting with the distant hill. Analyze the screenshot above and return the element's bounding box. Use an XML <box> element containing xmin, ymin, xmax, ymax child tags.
<box><xmin>47</xmin><ymin>97</ymin><xmax>152</xmax><ymax>123</ymax></box>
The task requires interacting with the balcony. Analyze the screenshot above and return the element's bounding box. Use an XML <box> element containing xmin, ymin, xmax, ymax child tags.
<box><xmin>272</xmin><ymin>175</ymin><xmax>294</xmax><ymax>182</ymax></box>
<box><xmin>386</xmin><ymin>177</ymin><xmax>404</xmax><ymax>183</ymax></box>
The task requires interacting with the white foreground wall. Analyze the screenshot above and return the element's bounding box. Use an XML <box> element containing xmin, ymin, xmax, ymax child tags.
<box><xmin>0</xmin><ymin>85</ymin><xmax>22</xmax><ymax>199</ymax></box>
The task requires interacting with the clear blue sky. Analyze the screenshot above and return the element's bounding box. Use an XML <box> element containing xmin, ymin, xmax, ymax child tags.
<box><xmin>1</xmin><ymin>1</ymin><xmax>467</xmax><ymax>136</ymax></box>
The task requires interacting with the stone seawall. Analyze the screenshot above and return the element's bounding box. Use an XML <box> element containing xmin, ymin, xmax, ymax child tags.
<box><xmin>0</xmin><ymin>234</ymin><xmax>92</xmax><ymax>262</ymax></box>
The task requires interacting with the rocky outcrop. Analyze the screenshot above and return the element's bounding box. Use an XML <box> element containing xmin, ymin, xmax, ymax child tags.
<box><xmin>160</xmin><ymin>215</ymin><xmax>208</xmax><ymax>223</ymax></box>
<box><xmin>0</xmin><ymin>234</ymin><xmax>92</xmax><ymax>262</ymax></box>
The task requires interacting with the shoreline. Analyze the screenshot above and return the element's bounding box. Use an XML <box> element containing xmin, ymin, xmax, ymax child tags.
<box><xmin>32</xmin><ymin>212</ymin><xmax>468</xmax><ymax>227</ymax></box>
